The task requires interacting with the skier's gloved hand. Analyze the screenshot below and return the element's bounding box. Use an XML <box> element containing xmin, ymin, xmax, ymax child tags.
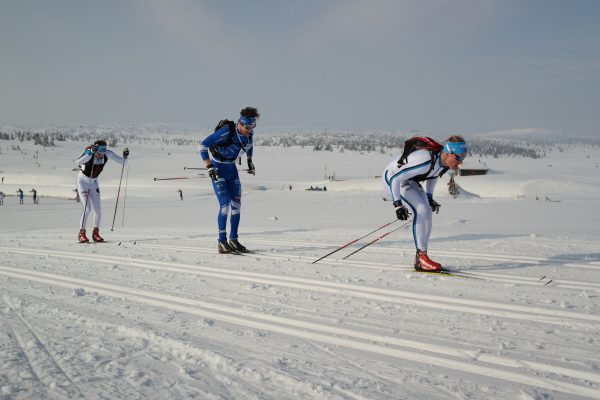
<box><xmin>122</xmin><ymin>148</ymin><xmax>129</xmax><ymax>159</ymax></box>
<box><xmin>247</xmin><ymin>159</ymin><xmax>255</xmax><ymax>175</ymax></box>
<box><xmin>393</xmin><ymin>200</ymin><xmax>409</xmax><ymax>220</ymax></box>
<box><xmin>427</xmin><ymin>194</ymin><xmax>441</xmax><ymax>214</ymax></box>
<box><xmin>207</xmin><ymin>164</ymin><xmax>218</xmax><ymax>181</ymax></box>
<box><xmin>91</xmin><ymin>145</ymin><xmax>98</xmax><ymax>154</ymax></box>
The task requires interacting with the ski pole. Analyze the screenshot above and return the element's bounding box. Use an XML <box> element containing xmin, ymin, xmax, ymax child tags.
<box><xmin>183</xmin><ymin>166</ymin><xmax>206</xmax><ymax>170</ymax></box>
<box><xmin>110</xmin><ymin>160</ymin><xmax>126</xmax><ymax>231</ymax></box>
<box><xmin>154</xmin><ymin>176</ymin><xmax>205</xmax><ymax>181</ymax></box>
<box><xmin>121</xmin><ymin>164</ymin><xmax>129</xmax><ymax>228</ymax></box>
<box><xmin>312</xmin><ymin>219</ymin><xmax>398</xmax><ymax>264</ymax></box>
<box><xmin>342</xmin><ymin>220</ymin><xmax>411</xmax><ymax>260</ymax></box>
<box><xmin>80</xmin><ymin>175</ymin><xmax>93</xmax><ymax>230</ymax></box>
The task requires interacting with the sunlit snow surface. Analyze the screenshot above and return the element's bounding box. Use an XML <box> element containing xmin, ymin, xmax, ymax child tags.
<box><xmin>1</xmin><ymin>132</ymin><xmax>599</xmax><ymax>399</ymax></box>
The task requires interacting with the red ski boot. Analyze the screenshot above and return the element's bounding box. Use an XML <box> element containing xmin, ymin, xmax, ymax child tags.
<box><xmin>92</xmin><ymin>227</ymin><xmax>104</xmax><ymax>242</ymax></box>
<box><xmin>414</xmin><ymin>250</ymin><xmax>442</xmax><ymax>272</ymax></box>
<box><xmin>78</xmin><ymin>229</ymin><xmax>89</xmax><ymax>243</ymax></box>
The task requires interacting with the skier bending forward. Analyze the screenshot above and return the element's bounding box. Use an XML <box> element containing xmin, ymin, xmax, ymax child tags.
<box><xmin>382</xmin><ymin>135</ymin><xmax>467</xmax><ymax>271</ymax></box>
<box><xmin>76</xmin><ymin>140</ymin><xmax>129</xmax><ymax>243</ymax></box>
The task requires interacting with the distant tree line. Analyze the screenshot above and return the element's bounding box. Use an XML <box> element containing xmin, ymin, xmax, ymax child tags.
<box><xmin>0</xmin><ymin>127</ymin><xmax>195</xmax><ymax>147</ymax></box>
<box><xmin>255</xmin><ymin>132</ymin><xmax>600</xmax><ymax>159</ymax></box>
<box><xmin>1</xmin><ymin>126</ymin><xmax>598</xmax><ymax>159</ymax></box>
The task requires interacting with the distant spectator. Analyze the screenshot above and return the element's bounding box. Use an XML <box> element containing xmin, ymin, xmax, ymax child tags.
<box><xmin>17</xmin><ymin>188</ymin><xmax>24</xmax><ymax>204</ymax></box>
<box><xmin>177</xmin><ymin>188</ymin><xmax>183</xmax><ymax>201</ymax></box>
<box><xmin>30</xmin><ymin>188</ymin><xmax>38</xmax><ymax>205</ymax></box>
<box><xmin>0</xmin><ymin>191</ymin><xmax>4</xmax><ymax>205</ymax></box>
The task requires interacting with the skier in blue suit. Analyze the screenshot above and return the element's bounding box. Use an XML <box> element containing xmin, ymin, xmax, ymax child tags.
<box><xmin>199</xmin><ymin>107</ymin><xmax>259</xmax><ymax>253</ymax></box>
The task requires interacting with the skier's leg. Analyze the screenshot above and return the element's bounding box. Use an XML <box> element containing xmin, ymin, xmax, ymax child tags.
<box><xmin>211</xmin><ymin>177</ymin><xmax>231</xmax><ymax>243</ymax></box>
<box><xmin>401</xmin><ymin>182</ymin><xmax>441</xmax><ymax>270</ymax></box>
<box><xmin>90</xmin><ymin>185</ymin><xmax>101</xmax><ymax>228</ymax></box>
<box><xmin>229</xmin><ymin>176</ymin><xmax>242</xmax><ymax>240</ymax></box>
<box><xmin>400</xmin><ymin>182</ymin><xmax>432</xmax><ymax>251</ymax></box>
<box><xmin>77</xmin><ymin>177</ymin><xmax>92</xmax><ymax>230</ymax></box>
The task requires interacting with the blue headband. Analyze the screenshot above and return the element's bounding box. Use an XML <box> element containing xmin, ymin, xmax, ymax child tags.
<box><xmin>239</xmin><ymin>116</ymin><xmax>257</xmax><ymax>127</ymax></box>
<box><xmin>443</xmin><ymin>141</ymin><xmax>467</xmax><ymax>155</ymax></box>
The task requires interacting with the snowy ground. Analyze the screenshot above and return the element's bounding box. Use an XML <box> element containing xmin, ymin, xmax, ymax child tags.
<box><xmin>1</xmin><ymin>136</ymin><xmax>599</xmax><ymax>399</ymax></box>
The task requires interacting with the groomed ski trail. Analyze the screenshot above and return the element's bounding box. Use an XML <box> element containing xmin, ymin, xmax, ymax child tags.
<box><xmin>1</xmin><ymin>246</ymin><xmax>598</xmax><ymax>327</ymax></box>
<box><xmin>0</xmin><ymin>264</ymin><xmax>598</xmax><ymax>399</ymax></box>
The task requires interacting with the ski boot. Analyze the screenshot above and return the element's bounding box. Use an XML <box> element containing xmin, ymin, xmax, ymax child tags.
<box><xmin>228</xmin><ymin>239</ymin><xmax>249</xmax><ymax>253</ymax></box>
<box><xmin>78</xmin><ymin>229</ymin><xmax>89</xmax><ymax>243</ymax></box>
<box><xmin>92</xmin><ymin>227</ymin><xmax>104</xmax><ymax>242</ymax></box>
<box><xmin>218</xmin><ymin>241</ymin><xmax>234</xmax><ymax>254</ymax></box>
<box><xmin>414</xmin><ymin>250</ymin><xmax>442</xmax><ymax>272</ymax></box>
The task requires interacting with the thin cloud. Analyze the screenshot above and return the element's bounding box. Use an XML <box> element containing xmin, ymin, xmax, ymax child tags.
<box><xmin>142</xmin><ymin>0</ymin><xmax>244</xmax><ymax>62</ymax></box>
<box><xmin>294</xmin><ymin>0</ymin><xmax>498</xmax><ymax>53</ymax></box>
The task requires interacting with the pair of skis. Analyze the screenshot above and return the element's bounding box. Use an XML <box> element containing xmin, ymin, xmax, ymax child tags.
<box><xmin>310</xmin><ymin>219</ymin><xmax>481</xmax><ymax>279</ymax></box>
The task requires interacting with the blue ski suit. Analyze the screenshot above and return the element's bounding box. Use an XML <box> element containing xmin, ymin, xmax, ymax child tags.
<box><xmin>199</xmin><ymin>124</ymin><xmax>253</xmax><ymax>243</ymax></box>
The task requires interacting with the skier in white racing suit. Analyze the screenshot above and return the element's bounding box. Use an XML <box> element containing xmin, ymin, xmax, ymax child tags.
<box><xmin>382</xmin><ymin>135</ymin><xmax>467</xmax><ymax>271</ymax></box>
<box><xmin>76</xmin><ymin>140</ymin><xmax>129</xmax><ymax>243</ymax></box>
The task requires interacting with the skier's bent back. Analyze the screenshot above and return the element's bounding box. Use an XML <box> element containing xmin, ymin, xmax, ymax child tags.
<box><xmin>382</xmin><ymin>135</ymin><xmax>467</xmax><ymax>271</ymax></box>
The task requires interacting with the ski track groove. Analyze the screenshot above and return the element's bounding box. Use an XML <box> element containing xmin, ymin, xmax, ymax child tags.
<box><xmin>236</xmin><ymin>237</ymin><xmax>600</xmax><ymax>270</ymax></box>
<box><xmin>0</xmin><ymin>261</ymin><xmax>599</xmax><ymax>397</ymax></box>
<box><xmin>2</xmin><ymin>246</ymin><xmax>600</xmax><ymax>327</ymax></box>
<box><xmin>3</xmin><ymin>262</ymin><xmax>596</xmax><ymax>367</ymax></box>
<box><xmin>134</xmin><ymin>242</ymin><xmax>600</xmax><ymax>290</ymax></box>
<box><xmin>0</xmin><ymin>295</ymin><xmax>85</xmax><ymax>400</ymax></box>
<box><xmin>9</xmin><ymin>235</ymin><xmax>600</xmax><ymax>271</ymax></box>
<box><xmin>2</xmin><ymin>280</ymin><xmax>347</xmax><ymax>400</ymax></box>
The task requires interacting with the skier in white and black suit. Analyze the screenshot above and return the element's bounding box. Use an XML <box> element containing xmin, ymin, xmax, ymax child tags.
<box><xmin>75</xmin><ymin>140</ymin><xmax>129</xmax><ymax>243</ymax></box>
<box><xmin>382</xmin><ymin>135</ymin><xmax>467</xmax><ymax>272</ymax></box>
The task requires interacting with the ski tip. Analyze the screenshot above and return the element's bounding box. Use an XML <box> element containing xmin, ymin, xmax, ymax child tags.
<box><xmin>153</xmin><ymin>177</ymin><xmax>158</xmax><ymax>181</ymax></box>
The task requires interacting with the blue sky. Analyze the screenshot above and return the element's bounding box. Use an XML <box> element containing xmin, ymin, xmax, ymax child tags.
<box><xmin>1</xmin><ymin>0</ymin><xmax>599</xmax><ymax>136</ymax></box>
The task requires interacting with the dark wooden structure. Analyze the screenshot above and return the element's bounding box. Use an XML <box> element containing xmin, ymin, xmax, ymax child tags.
<box><xmin>458</xmin><ymin>168</ymin><xmax>488</xmax><ymax>176</ymax></box>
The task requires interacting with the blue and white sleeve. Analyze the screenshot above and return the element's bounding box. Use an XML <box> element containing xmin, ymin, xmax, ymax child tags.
<box><xmin>199</xmin><ymin>126</ymin><xmax>231</xmax><ymax>161</ymax></box>
<box><xmin>247</xmin><ymin>133</ymin><xmax>254</xmax><ymax>158</ymax></box>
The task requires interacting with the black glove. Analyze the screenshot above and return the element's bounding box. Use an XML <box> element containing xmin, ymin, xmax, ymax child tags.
<box><xmin>123</xmin><ymin>148</ymin><xmax>129</xmax><ymax>159</ymax></box>
<box><xmin>393</xmin><ymin>200</ymin><xmax>409</xmax><ymax>220</ymax></box>
<box><xmin>247</xmin><ymin>159</ymin><xmax>255</xmax><ymax>175</ymax></box>
<box><xmin>207</xmin><ymin>164</ymin><xmax>218</xmax><ymax>181</ymax></box>
<box><xmin>427</xmin><ymin>195</ymin><xmax>441</xmax><ymax>214</ymax></box>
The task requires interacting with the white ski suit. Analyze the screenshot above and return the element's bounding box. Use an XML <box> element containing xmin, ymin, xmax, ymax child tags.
<box><xmin>76</xmin><ymin>149</ymin><xmax>126</xmax><ymax>230</ymax></box>
<box><xmin>382</xmin><ymin>149</ymin><xmax>448</xmax><ymax>251</ymax></box>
